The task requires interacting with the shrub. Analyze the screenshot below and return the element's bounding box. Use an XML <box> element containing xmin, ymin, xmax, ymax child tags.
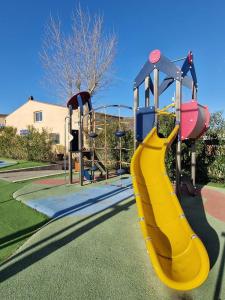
<box><xmin>158</xmin><ymin>114</ymin><xmax>176</xmax><ymax>180</ymax></box>
<box><xmin>0</xmin><ymin>126</ymin><xmax>17</xmax><ymax>158</ymax></box>
<box><xmin>0</xmin><ymin>126</ymin><xmax>54</xmax><ymax>162</ymax></box>
<box><xmin>196</xmin><ymin>111</ymin><xmax>225</xmax><ymax>183</ymax></box>
<box><xmin>158</xmin><ymin>111</ymin><xmax>225</xmax><ymax>184</ymax></box>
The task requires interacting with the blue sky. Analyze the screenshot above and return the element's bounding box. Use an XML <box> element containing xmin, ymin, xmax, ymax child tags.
<box><xmin>0</xmin><ymin>0</ymin><xmax>224</xmax><ymax>114</ymax></box>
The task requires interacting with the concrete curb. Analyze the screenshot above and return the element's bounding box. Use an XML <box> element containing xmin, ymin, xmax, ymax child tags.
<box><xmin>12</xmin><ymin>171</ymin><xmax>65</xmax><ymax>183</ymax></box>
<box><xmin>0</xmin><ymin>164</ymin><xmax>62</xmax><ymax>174</ymax></box>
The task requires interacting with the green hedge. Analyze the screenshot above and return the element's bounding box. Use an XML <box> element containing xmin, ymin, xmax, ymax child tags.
<box><xmin>0</xmin><ymin>126</ymin><xmax>54</xmax><ymax>162</ymax></box>
<box><xmin>1</xmin><ymin>111</ymin><xmax>224</xmax><ymax>183</ymax></box>
<box><xmin>158</xmin><ymin>111</ymin><xmax>225</xmax><ymax>184</ymax></box>
<box><xmin>89</xmin><ymin>111</ymin><xmax>224</xmax><ymax>184</ymax></box>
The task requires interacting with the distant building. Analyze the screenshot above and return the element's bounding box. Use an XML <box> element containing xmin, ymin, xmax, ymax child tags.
<box><xmin>0</xmin><ymin>114</ymin><xmax>8</xmax><ymax>128</ymax></box>
<box><xmin>5</xmin><ymin>97</ymin><xmax>133</xmax><ymax>152</ymax></box>
<box><xmin>6</xmin><ymin>97</ymin><xmax>79</xmax><ymax>145</ymax></box>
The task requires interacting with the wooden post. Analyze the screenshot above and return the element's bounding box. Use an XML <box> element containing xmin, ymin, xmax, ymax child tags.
<box><xmin>175</xmin><ymin>79</ymin><xmax>182</xmax><ymax>192</ymax></box>
<box><xmin>145</xmin><ymin>75</ymin><xmax>150</xmax><ymax>107</ymax></box>
<box><xmin>133</xmin><ymin>86</ymin><xmax>139</xmax><ymax>149</ymax></box>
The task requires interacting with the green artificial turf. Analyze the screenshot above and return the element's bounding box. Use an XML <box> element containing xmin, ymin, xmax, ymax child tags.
<box><xmin>0</xmin><ymin>157</ymin><xmax>49</xmax><ymax>171</ymax></box>
<box><xmin>0</xmin><ymin>192</ymin><xmax>224</xmax><ymax>300</ymax></box>
<box><xmin>207</xmin><ymin>182</ymin><xmax>225</xmax><ymax>189</ymax></box>
<box><xmin>0</xmin><ymin>178</ymin><xmax>225</xmax><ymax>299</ymax></box>
<box><xmin>0</xmin><ymin>180</ymin><xmax>49</xmax><ymax>262</ymax></box>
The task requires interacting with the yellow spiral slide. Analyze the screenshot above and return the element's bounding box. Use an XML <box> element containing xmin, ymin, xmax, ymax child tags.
<box><xmin>131</xmin><ymin>125</ymin><xmax>209</xmax><ymax>290</ymax></box>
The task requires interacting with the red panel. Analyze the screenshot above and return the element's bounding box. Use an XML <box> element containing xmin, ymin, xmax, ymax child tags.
<box><xmin>67</xmin><ymin>91</ymin><xmax>90</xmax><ymax>110</ymax></box>
<box><xmin>181</xmin><ymin>101</ymin><xmax>210</xmax><ymax>140</ymax></box>
<box><xmin>181</xmin><ymin>100</ymin><xmax>198</xmax><ymax>140</ymax></box>
<box><xmin>149</xmin><ymin>49</ymin><xmax>161</xmax><ymax>64</ymax></box>
<box><xmin>196</xmin><ymin>106</ymin><xmax>210</xmax><ymax>139</ymax></box>
<box><xmin>188</xmin><ymin>51</ymin><xmax>193</xmax><ymax>64</ymax></box>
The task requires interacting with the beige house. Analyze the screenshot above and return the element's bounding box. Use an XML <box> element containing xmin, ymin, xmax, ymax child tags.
<box><xmin>6</xmin><ymin>97</ymin><xmax>79</xmax><ymax>146</ymax></box>
<box><xmin>0</xmin><ymin>114</ymin><xmax>7</xmax><ymax>127</ymax></box>
<box><xmin>5</xmin><ymin>97</ymin><xmax>132</xmax><ymax>154</ymax></box>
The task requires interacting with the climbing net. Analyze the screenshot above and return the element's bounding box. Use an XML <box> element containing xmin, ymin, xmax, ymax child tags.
<box><xmin>82</xmin><ymin>104</ymin><xmax>134</xmax><ymax>185</ymax></box>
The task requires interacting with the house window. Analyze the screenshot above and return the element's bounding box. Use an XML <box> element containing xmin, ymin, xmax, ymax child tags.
<box><xmin>50</xmin><ymin>133</ymin><xmax>60</xmax><ymax>144</ymax></box>
<box><xmin>20</xmin><ymin>129</ymin><xmax>29</xmax><ymax>136</ymax></box>
<box><xmin>34</xmin><ymin>111</ymin><xmax>43</xmax><ymax>122</ymax></box>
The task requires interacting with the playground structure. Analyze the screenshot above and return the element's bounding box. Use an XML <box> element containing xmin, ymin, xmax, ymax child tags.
<box><xmin>66</xmin><ymin>92</ymin><xmax>134</xmax><ymax>185</ymax></box>
<box><xmin>131</xmin><ymin>49</ymin><xmax>210</xmax><ymax>290</ymax></box>
<box><xmin>64</xmin><ymin>49</ymin><xmax>211</xmax><ymax>291</ymax></box>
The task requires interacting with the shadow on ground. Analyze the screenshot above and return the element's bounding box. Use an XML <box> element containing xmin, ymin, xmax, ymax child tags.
<box><xmin>0</xmin><ymin>220</ymin><xmax>48</xmax><ymax>253</ymax></box>
<box><xmin>213</xmin><ymin>232</ymin><xmax>225</xmax><ymax>300</ymax></box>
<box><xmin>0</xmin><ymin>182</ymin><xmax>223</xmax><ymax>299</ymax></box>
<box><xmin>0</xmin><ymin>197</ymin><xmax>135</xmax><ymax>283</ymax></box>
<box><xmin>179</xmin><ymin>189</ymin><xmax>220</xmax><ymax>269</ymax></box>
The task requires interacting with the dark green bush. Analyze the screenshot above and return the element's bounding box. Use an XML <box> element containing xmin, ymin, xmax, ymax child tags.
<box><xmin>154</xmin><ymin>111</ymin><xmax>225</xmax><ymax>184</ymax></box>
<box><xmin>0</xmin><ymin>126</ymin><xmax>54</xmax><ymax>162</ymax></box>
<box><xmin>0</xmin><ymin>126</ymin><xmax>17</xmax><ymax>158</ymax></box>
<box><xmin>196</xmin><ymin>111</ymin><xmax>225</xmax><ymax>183</ymax></box>
<box><xmin>92</xmin><ymin>110</ymin><xmax>225</xmax><ymax>184</ymax></box>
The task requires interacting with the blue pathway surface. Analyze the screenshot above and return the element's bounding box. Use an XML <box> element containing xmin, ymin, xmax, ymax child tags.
<box><xmin>0</xmin><ymin>160</ymin><xmax>14</xmax><ymax>168</ymax></box>
<box><xmin>23</xmin><ymin>178</ymin><xmax>134</xmax><ymax>218</ymax></box>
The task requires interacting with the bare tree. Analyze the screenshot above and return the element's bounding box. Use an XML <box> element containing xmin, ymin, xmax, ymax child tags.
<box><xmin>40</xmin><ymin>5</ymin><xmax>117</xmax><ymax>101</ymax></box>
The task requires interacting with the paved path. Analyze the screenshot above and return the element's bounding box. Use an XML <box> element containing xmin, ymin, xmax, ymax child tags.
<box><xmin>201</xmin><ymin>186</ymin><xmax>225</xmax><ymax>222</ymax></box>
<box><xmin>0</xmin><ymin>169</ymin><xmax>64</xmax><ymax>182</ymax></box>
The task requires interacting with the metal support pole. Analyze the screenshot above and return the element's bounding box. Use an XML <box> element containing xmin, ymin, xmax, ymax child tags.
<box><xmin>191</xmin><ymin>81</ymin><xmax>197</xmax><ymax>187</ymax></box>
<box><xmin>175</xmin><ymin>79</ymin><xmax>182</xmax><ymax>192</ymax></box>
<box><xmin>104</xmin><ymin>107</ymin><xmax>108</xmax><ymax>181</ymax></box>
<box><xmin>133</xmin><ymin>87</ymin><xmax>139</xmax><ymax>149</ymax></box>
<box><xmin>64</xmin><ymin>116</ymin><xmax>69</xmax><ymax>184</ymax></box>
<box><xmin>83</xmin><ymin>103</ymin><xmax>89</xmax><ymax>149</ymax></box>
<box><xmin>191</xmin><ymin>141</ymin><xmax>196</xmax><ymax>186</ymax></box>
<box><xmin>191</xmin><ymin>81</ymin><xmax>197</xmax><ymax>99</ymax></box>
<box><xmin>78</xmin><ymin>107</ymin><xmax>84</xmax><ymax>186</ymax></box>
<box><xmin>171</xmin><ymin>56</ymin><xmax>186</xmax><ymax>63</ymax></box>
<box><xmin>153</xmin><ymin>68</ymin><xmax>159</xmax><ymax>124</ymax></box>
<box><xmin>68</xmin><ymin>106</ymin><xmax>73</xmax><ymax>184</ymax></box>
<box><xmin>91</xmin><ymin>111</ymin><xmax>95</xmax><ymax>182</ymax></box>
<box><xmin>145</xmin><ymin>75</ymin><xmax>150</xmax><ymax>107</ymax></box>
<box><xmin>176</xmin><ymin>142</ymin><xmax>182</xmax><ymax>189</ymax></box>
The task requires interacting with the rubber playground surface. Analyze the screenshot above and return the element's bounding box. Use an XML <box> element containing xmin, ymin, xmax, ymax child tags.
<box><xmin>0</xmin><ymin>177</ymin><xmax>224</xmax><ymax>299</ymax></box>
<box><xmin>14</xmin><ymin>177</ymin><xmax>133</xmax><ymax>217</ymax></box>
<box><xmin>0</xmin><ymin>159</ymin><xmax>16</xmax><ymax>168</ymax></box>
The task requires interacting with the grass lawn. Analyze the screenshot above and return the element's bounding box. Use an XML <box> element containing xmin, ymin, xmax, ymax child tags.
<box><xmin>0</xmin><ymin>179</ymin><xmax>49</xmax><ymax>263</ymax></box>
<box><xmin>0</xmin><ymin>157</ymin><xmax>49</xmax><ymax>171</ymax></box>
<box><xmin>207</xmin><ymin>181</ymin><xmax>225</xmax><ymax>189</ymax></box>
